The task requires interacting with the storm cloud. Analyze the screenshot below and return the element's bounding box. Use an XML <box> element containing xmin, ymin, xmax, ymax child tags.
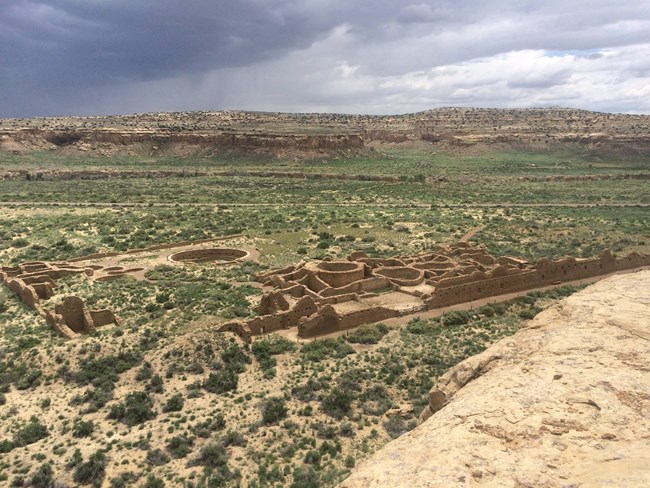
<box><xmin>1</xmin><ymin>0</ymin><xmax>649</xmax><ymax>116</ymax></box>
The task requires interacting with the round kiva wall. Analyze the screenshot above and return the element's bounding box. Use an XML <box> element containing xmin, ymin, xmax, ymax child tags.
<box><xmin>169</xmin><ymin>248</ymin><xmax>250</xmax><ymax>264</ymax></box>
<box><xmin>374</xmin><ymin>266</ymin><xmax>424</xmax><ymax>286</ymax></box>
<box><xmin>315</xmin><ymin>261</ymin><xmax>365</xmax><ymax>288</ymax></box>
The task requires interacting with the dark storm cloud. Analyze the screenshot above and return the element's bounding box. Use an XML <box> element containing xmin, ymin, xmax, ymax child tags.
<box><xmin>1</xmin><ymin>0</ymin><xmax>650</xmax><ymax>116</ymax></box>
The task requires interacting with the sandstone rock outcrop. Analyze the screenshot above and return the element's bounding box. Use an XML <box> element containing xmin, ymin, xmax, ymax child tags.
<box><xmin>339</xmin><ymin>270</ymin><xmax>650</xmax><ymax>488</ymax></box>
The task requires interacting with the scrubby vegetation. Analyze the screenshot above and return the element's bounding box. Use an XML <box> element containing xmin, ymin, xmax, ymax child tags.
<box><xmin>0</xmin><ymin>121</ymin><xmax>646</xmax><ymax>486</ymax></box>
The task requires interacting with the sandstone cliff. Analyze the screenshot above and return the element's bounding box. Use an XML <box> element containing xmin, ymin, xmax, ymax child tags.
<box><xmin>2</xmin><ymin>107</ymin><xmax>650</xmax><ymax>158</ymax></box>
<box><xmin>340</xmin><ymin>270</ymin><xmax>650</xmax><ymax>487</ymax></box>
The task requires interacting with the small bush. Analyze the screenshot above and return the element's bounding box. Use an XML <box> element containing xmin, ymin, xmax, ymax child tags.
<box><xmin>519</xmin><ymin>306</ymin><xmax>543</xmax><ymax>320</ymax></box>
<box><xmin>14</xmin><ymin>417</ymin><xmax>48</xmax><ymax>447</ymax></box>
<box><xmin>220</xmin><ymin>342</ymin><xmax>251</xmax><ymax>374</ymax></box>
<box><xmin>108</xmin><ymin>391</ymin><xmax>156</xmax><ymax>426</ymax></box>
<box><xmin>304</xmin><ymin>449</ymin><xmax>321</xmax><ymax>465</ymax></box>
<box><xmin>384</xmin><ymin>416</ymin><xmax>412</xmax><ymax>439</ymax></box>
<box><xmin>72</xmin><ymin>420</ymin><xmax>95</xmax><ymax>438</ymax></box>
<box><xmin>73</xmin><ymin>450</ymin><xmax>107</xmax><ymax>486</ymax></box>
<box><xmin>222</xmin><ymin>429</ymin><xmax>247</xmax><ymax>447</ymax></box>
<box><xmin>442</xmin><ymin>310</ymin><xmax>471</xmax><ymax>326</ymax></box>
<box><xmin>301</xmin><ymin>338</ymin><xmax>354</xmax><ymax>362</ymax></box>
<box><xmin>403</xmin><ymin>318</ymin><xmax>436</xmax><ymax>335</ymax></box>
<box><xmin>346</xmin><ymin>323</ymin><xmax>389</xmax><ymax>344</ymax></box>
<box><xmin>162</xmin><ymin>393</ymin><xmax>184</xmax><ymax>413</ymax></box>
<box><xmin>166</xmin><ymin>435</ymin><xmax>194</xmax><ymax>459</ymax></box>
<box><xmin>31</xmin><ymin>463</ymin><xmax>54</xmax><ymax>488</ymax></box>
<box><xmin>291</xmin><ymin>466</ymin><xmax>320</xmax><ymax>488</ymax></box>
<box><xmin>203</xmin><ymin>370</ymin><xmax>238</xmax><ymax>394</ymax></box>
<box><xmin>321</xmin><ymin>387</ymin><xmax>355</xmax><ymax>419</ymax></box>
<box><xmin>191</xmin><ymin>414</ymin><xmax>225</xmax><ymax>437</ymax></box>
<box><xmin>145</xmin><ymin>448</ymin><xmax>170</xmax><ymax>466</ymax></box>
<box><xmin>142</xmin><ymin>474</ymin><xmax>165</xmax><ymax>488</ymax></box>
<box><xmin>261</xmin><ymin>397</ymin><xmax>288</xmax><ymax>425</ymax></box>
<box><xmin>252</xmin><ymin>336</ymin><xmax>295</xmax><ymax>379</ymax></box>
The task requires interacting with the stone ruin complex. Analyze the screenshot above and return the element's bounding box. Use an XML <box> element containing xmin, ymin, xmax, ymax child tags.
<box><xmin>0</xmin><ymin>261</ymin><xmax>120</xmax><ymax>339</ymax></box>
<box><xmin>2</xmin><ymin>239</ymin><xmax>649</xmax><ymax>342</ymax></box>
<box><xmin>219</xmin><ymin>242</ymin><xmax>650</xmax><ymax>342</ymax></box>
<box><xmin>0</xmin><ymin>237</ymin><xmax>251</xmax><ymax>339</ymax></box>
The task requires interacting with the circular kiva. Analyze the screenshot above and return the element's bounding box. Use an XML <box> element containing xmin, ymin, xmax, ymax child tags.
<box><xmin>169</xmin><ymin>248</ymin><xmax>250</xmax><ymax>264</ymax></box>
<box><xmin>313</xmin><ymin>260</ymin><xmax>365</xmax><ymax>287</ymax></box>
<box><xmin>374</xmin><ymin>266</ymin><xmax>425</xmax><ymax>286</ymax></box>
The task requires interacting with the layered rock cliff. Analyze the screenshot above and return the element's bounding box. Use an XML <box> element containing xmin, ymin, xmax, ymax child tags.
<box><xmin>340</xmin><ymin>270</ymin><xmax>650</xmax><ymax>487</ymax></box>
<box><xmin>2</xmin><ymin>107</ymin><xmax>650</xmax><ymax>158</ymax></box>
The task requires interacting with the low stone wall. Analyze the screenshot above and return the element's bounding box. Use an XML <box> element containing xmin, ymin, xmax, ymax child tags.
<box><xmin>428</xmin><ymin>270</ymin><xmax>539</xmax><ymax>308</ymax></box>
<box><xmin>89</xmin><ymin>309</ymin><xmax>120</xmax><ymax>327</ymax></box>
<box><xmin>6</xmin><ymin>278</ymin><xmax>42</xmax><ymax>312</ymax></box>
<box><xmin>374</xmin><ymin>267</ymin><xmax>425</xmax><ymax>287</ymax></box>
<box><xmin>169</xmin><ymin>248</ymin><xmax>249</xmax><ymax>263</ymax></box>
<box><xmin>67</xmin><ymin>235</ymin><xmax>244</xmax><ymax>262</ymax></box>
<box><xmin>223</xmin><ymin>296</ymin><xmax>318</xmax><ymax>337</ymax></box>
<box><xmin>298</xmin><ymin>304</ymin><xmax>399</xmax><ymax>338</ymax></box>
<box><xmin>307</xmin><ymin>261</ymin><xmax>366</xmax><ymax>288</ymax></box>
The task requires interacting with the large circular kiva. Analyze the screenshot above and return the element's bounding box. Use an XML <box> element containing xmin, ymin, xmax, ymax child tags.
<box><xmin>169</xmin><ymin>248</ymin><xmax>250</xmax><ymax>264</ymax></box>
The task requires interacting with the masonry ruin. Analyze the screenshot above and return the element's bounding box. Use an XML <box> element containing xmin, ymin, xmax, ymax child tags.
<box><xmin>1</xmin><ymin>238</ymin><xmax>253</xmax><ymax>339</ymax></box>
<box><xmin>2</xmin><ymin>239</ymin><xmax>649</xmax><ymax>342</ymax></box>
<box><xmin>168</xmin><ymin>248</ymin><xmax>250</xmax><ymax>264</ymax></box>
<box><xmin>0</xmin><ymin>261</ymin><xmax>120</xmax><ymax>339</ymax></box>
<box><xmin>218</xmin><ymin>243</ymin><xmax>650</xmax><ymax>342</ymax></box>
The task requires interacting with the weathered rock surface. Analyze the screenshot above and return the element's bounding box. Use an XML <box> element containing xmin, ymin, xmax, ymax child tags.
<box><xmin>340</xmin><ymin>270</ymin><xmax>650</xmax><ymax>487</ymax></box>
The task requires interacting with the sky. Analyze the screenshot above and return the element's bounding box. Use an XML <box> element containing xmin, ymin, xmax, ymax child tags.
<box><xmin>1</xmin><ymin>0</ymin><xmax>650</xmax><ymax>117</ymax></box>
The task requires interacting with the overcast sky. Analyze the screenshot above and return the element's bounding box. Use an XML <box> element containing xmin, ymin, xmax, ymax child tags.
<box><xmin>2</xmin><ymin>0</ymin><xmax>650</xmax><ymax>117</ymax></box>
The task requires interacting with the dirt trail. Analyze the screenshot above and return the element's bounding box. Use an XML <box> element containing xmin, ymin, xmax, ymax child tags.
<box><xmin>459</xmin><ymin>225</ymin><xmax>484</xmax><ymax>242</ymax></box>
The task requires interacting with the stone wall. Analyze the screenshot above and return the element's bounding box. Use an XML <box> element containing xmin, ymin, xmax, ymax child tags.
<box><xmin>169</xmin><ymin>248</ymin><xmax>249</xmax><ymax>263</ymax></box>
<box><xmin>237</xmin><ymin>245</ymin><xmax>650</xmax><ymax>341</ymax></box>
<box><xmin>1</xmin><ymin>261</ymin><xmax>120</xmax><ymax>339</ymax></box>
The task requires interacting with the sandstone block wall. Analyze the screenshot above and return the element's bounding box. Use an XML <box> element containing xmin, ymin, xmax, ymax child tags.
<box><xmin>237</xmin><ymin>244</ymin><xmax>650</xmax><ymax>341</ymax></box>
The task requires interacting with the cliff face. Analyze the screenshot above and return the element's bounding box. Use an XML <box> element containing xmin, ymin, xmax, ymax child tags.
<box><xmin>339</xmin><ymin>270</ymin><xmax>650</xmax><ymax>488</ymax></box>
<box><xmin>2</xmin><ymin>107</ymin><xmax>650</xmax><ymax>158</ymax></box>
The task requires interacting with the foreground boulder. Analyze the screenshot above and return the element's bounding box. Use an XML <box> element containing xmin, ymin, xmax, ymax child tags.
<box><xmin>340</xmin><ymin>270</ymin><xmax>650</xmax><ymax>487</ymax></box>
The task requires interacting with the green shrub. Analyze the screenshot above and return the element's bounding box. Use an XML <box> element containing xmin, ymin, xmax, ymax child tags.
<box><xmin>135</xmin><ymin>363</ymin><xmax>153</xmax><ymax>382</ymax></box>
<box><xmin>147</xmin><ymin>374</ymin><xmax>164</xmax><ymax>393</ymax></box>
<box><xmin>203</xmin><ymin>369</ymin><xmax>238</xmax><ymax>394</ymax></box>
<box><xmin>261</xmin><ymin>397</ymin><xmax>288</xmax><ymax>425</ymax></box>
<box><xmin>162</xmin><ymin>393</ymin><xmax>184</xmax><ymax>413</ymax></box>
<box><xmin>304</xmin><ymin>449</ymin><xmax>321</xmax><ymax>465</ymax></box>
<box><xmin>145</xmin><ymin>449</ymin><xmax>170</xmax><ymax>466</ymax></box>
<box><xmin>301</xmin><ymin>338</ymin><xmax>354</xmax><ymax>362</ymax></box>
<box><xmin>14</xmin><ymin>417</ymin><xmax>48</xmax><ymax>447</ymax></box>
<box><xmin>166</xmin><ymin>435</ymin><xmax>194</xmax><ymax>459</ymax></box>
<box><xmin>252</xmin><ymin>336</ymin><xmax>295</xmax><ymax>379</ymax></box>
<box><xmin>321</xmin><ymin>387</ymin><xmax>354</xmax><ymax>419</ymax></box>
<box><xmin>0</xmin><ymin>439</ymin><xmax>13</xmax><ymax>453</ymax></box>
<box><xmin>519</xmin><ymin>306</ymin><xmax>543</xmax><ymax>320</ymax></box>
<box><xmin>189</xmin><ymin>442</ymin><xmax>237</xmax><ymax>484</ymax></box>
<box><xmin>191</xmin><ymin>414</ymin><xmax>225</xmax><ymax>437</ymax></box>
<box><xmin>72</xmin><ymin>420</ymin><xmax>95</xmax><ymax>438</ymax></box>
<box><xmin>360</xmin><ymin>384</ymin><xmax>392</xmax><ymax>416</ymax></box>
<box><xmin>73</xmin><ymin>450</ymin><xmax>107</xmax><ymax>486</ymax></box>
<box><xmin>346</xmin><ymin>323</ymin><xmax>389</xmax><ymax>344</ymax></box>
<box><xmin>403</xmin><ymin>318</ymin><xmax>436</xmax><ymax>335</ymax></box>
<box><xmin>142</xmin><ymin>474</ymin><xmax>165</xmax><ymax>488</ymax></box>
<box><xmin>108</xmin><ymin>391</ymin><xmax>156</xmax><ymax>426</ymax></box>
<box><xmin>291</xmin><ymin>466</ymin><xmax>320</xmax><ymax>488</ymax></box>
<box><xmin>442</xmin><ymin>310</ymin><xmax>471</xmax><ymax>326</ymax></box>
<box><xmin>31</xmin><ymin>463</ymin><xmax>54</xmax><ymax>488</ymax></box>
<box><xmin>15</xmin><ymin>368</ymin><xmax>42</xmax><ymax>390</ymax></box>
